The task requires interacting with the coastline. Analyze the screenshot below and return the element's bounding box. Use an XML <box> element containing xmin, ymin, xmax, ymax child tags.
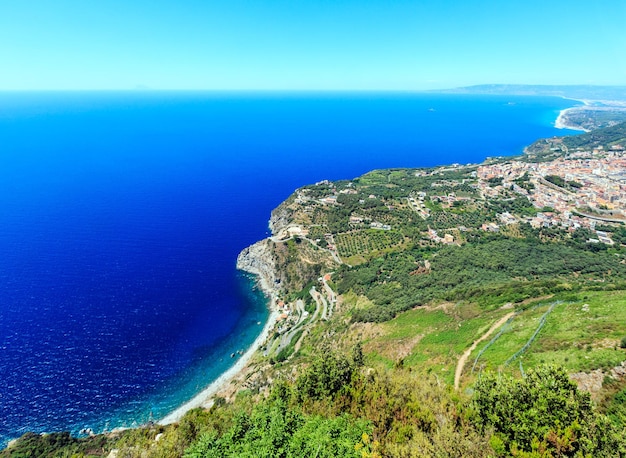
<box><xmin>157</xmin><ymin>96</ymin><xmax>581</xmax><ymax>426</ymax></box>
<box><xmin>554</xmin><ymin>107</ymin><xmax>588</xmax><ymax>132</ymax></box>
<box><xmin>555</xmin><ymin>97</ymin><xmax>626</xmax><ymax>132</ymax></box>
<box><xmin>158</xmin><ymin>239</ymin><xmax>278</xmax><ymax>425</ymax></box>
<box><xmin>554</xmin><ymin>107</ymin><xmax>589</xmax><ymax>132</ymax></box>
<box><xmin>158</xmin><ymin>310</ymin><xmax>278</xmax><ymax>425</ymax></box>
<box><xmin>555</xmin><ymin>97</ymin><xmax>588</xmax><ymax>132</ymax></box>
<box><xmin>139</xmin><ymin>94</ymin><xmax>602</xmax><ymax>426</ymax></box>
<box><xmin>2</xmin><ymin>94</ymin><xmax>592</xmax><ymax>446</ymax></box>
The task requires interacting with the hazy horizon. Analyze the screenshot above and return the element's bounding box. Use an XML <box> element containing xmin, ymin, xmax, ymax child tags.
<box><xmin>0</xmin><ymin>84</ymin><xmax>625</xmax><ymax>93</ymax></box>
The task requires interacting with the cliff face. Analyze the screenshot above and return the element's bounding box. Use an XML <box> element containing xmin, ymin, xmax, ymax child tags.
<box><xmin>270</xmin><ymin>239</ymin><xmax>328</xmax><ymax>292</ymax></box>
<box><xmin>240</xmin><ymin>190</ymin><xmax>336</xmax><ymax>296</ymax></box>
<box><xmin>236</xmin><ymin>239</ymin><xmax>278</xmax><ymax>298</ymax></box>
<box><xmin>269</xmin><ymin>201</ymin><xmax>293</xmax><ymax>235</ymax></box>
<box><xmin>237</xmin><ymin>236</ymin><xmax>333</xmax><ymax>297</ymax></box>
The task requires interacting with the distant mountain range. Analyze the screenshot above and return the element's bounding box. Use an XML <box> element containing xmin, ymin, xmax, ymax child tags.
<box><xmin>438</xmin><ymin>84</ymin><xmax>626</xmax><ymax>101</ymax></box>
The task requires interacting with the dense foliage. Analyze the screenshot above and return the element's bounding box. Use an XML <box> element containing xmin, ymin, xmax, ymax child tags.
<box><xmin>473</xmin><ymin>365</ymin><xmax>626</xmax><ymax>457</ymax></box>
<box><xmin>184</xmin><ymin>400</ymin><xmax>369</xmax><ymax>458</ymax></box>
<box><xmin>0</xmin><ymin>432</ymin><xmax>110</xmax><ymax>458</ymax></box>
<box><xmin>340</xmin><ymin>231</ymin><xmax>626</xmax><ymax>322</ymax></box>
<box><xmin>606</xmin><ymin>387</ymin><xmax>626</xmax><ymax>429</ymax></box>
<box><xmin>8</xmin><ymin>352</ymin><xmax>625</xmax><ymax>458</ymax></box>
<box><xmin>526</xmin><ymin>121</ymin><xmax>626</xmax><ymax>158</ymax></box>
<box><xmin>179</xmin><ymin>347</ymin><xmax>493</xmax><ymax>458</ymax></box>
<box><xmin>562</xmin><ymin>121</ymin><xmax>626</xmax><ymax>150</ymax></box>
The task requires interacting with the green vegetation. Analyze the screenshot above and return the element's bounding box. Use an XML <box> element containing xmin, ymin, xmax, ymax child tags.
<box><xmin>355</xmin><ymin>291</ymin><xmax>626</xmax><ymax>388</ymax></box>
<box><xmin>184</xmin><ymin>399</ymin><xmax>369</xmax><ymax>458</ymax></box>
<box><xmin>273</xmin><ymin>329</ymin><xmax>304</xmax><ymax>363</ymax></box>
<box><xmin>473</xmin><ymin>365</ymin><xmax>625</xmax><ymax>457</ymax></box>
<box><xmin>544</xmin><ymin>174</ymin><xmax>583</xmax><ymax>191</ymax></box>
<box><xmin>526</xmin><ymin>121</ymin><xmax>626</xmax><ymax>160</ymax></box>
<box><xmin>563</xmin><ymin>121</ymin><xmax>626</xmax><ymax>150</ymax></box>
<box><xmin>7</xmin><ymin>350</ymin><xmax>625</xmax><ymax>457</ymax></box>
<box><xmin>487</xmin><ymin>196</ymin><xmax>536</xmax><ymax>217</ymax></box>
<box><xmin>606</xmin><ymin>387</ymin><xmax>626</xmax><ymax>429</ymax></box>
<box><xmin>490</xmin><ymin>293</ymin><xmax>626</xmax><ymax>373</ymax></box>
<box><xmin>340</xmin><ymin>234</ymin><xmax>626</xmax><ymax>323</ymax></box>
<box><xmin>0</xmin><ymin>432</ymin><xmax>111</xmax><ymax>458</ymax></box>
<box><xmin>565</xmin><ymin>109</ymin><xmax>626</xmax><ymax>131</ymax></box>
<box><xmin>335</xmin><ymin>229</ymin><xmax>405</xmax><ymax>263</ymax></box>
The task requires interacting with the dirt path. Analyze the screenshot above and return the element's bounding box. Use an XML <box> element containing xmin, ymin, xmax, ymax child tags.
<box><xmin>454</xmin><ymin>312</ymin><xmax>515</xmax><ymax>390</ymax></box>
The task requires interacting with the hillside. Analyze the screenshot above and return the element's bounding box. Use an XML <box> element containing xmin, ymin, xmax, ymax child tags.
<box><xmin>525</xmin><ymin>121</ymin><xmax>626</xmax><ymax>160</ymax></box>
<box><xmin>561</xmin><ymin>120</ymin><xmax>626</xmax><ymax>149</ymax></box>
<box><xmin>5</xmin><ymin>136</ymin><xmax>626</xmax><ymax>456</ymax></box>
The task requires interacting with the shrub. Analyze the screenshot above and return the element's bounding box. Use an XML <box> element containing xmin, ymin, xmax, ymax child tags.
<box><xmin>472</xmin><ymin>365</ymin><xmax>626</xmax><ymax>457</ymax></box>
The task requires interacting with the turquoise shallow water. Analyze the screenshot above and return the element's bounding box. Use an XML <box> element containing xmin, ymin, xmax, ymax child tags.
<box><xmin>0</xmin><ymin>92</ymin><xmax>579</xmax><ymax>446</ymax></box>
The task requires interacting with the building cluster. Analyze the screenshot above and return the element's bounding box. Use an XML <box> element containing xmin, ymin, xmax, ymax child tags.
<box><xmin>477</xmin><ymin>150</ymin><xmax>626</xmax><ymax>239</ymax></box>
<box><xmin>288</xmin><ymin>149</ymin><xmax>625</xmax><ymax>251</ymax></box>
<box><xmin>426</xmin><ymin>229</ymin><xmax>455</xmax><ymax>244</ymax></box>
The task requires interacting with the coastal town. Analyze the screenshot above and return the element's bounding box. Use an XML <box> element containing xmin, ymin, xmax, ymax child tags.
<box><xmin>476</xmin><ymin>144</ymin><xmax>626</xmax><ymax>239</ymax></box>
<box><xmin>266</xmin><ymin>138</ymin><xmax>626</xmax><ymax>270</ymax></box>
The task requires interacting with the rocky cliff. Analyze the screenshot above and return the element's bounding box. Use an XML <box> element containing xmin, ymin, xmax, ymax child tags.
<box><xmin>236</xmin><ymin>239</ymin><xmax>278</xmax><ymax>299</ymax></box>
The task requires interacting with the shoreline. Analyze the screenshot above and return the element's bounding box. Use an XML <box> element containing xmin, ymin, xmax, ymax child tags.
<box><xmin>554</xmin><ymin>106</ymin><xmax>589</xmax><ymax>132</ymax></box>
<box><xmin>158</xmin><ymin>309</ymin><xmax>278</xmax><ymax>425</ymax></box>
<box><xmin>555</xmin><ymin>97</ymin><xmax>626</xmax><ymax>132</ymax></box>
<box><xmin>158</xmin><ymin>239</ymin><xmax>278</xmax><ymax>425</ymax></box>
<box><xmin>118</xmin><ymin>96</ymin><xmax>594</xmax><ymax>427</ymax></box>
<box><xmin>555</xmin><ymin>97</ymin><xmax>588</xmax><ymax>132</ymax></box>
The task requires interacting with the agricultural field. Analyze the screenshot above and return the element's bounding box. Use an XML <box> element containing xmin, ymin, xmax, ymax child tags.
<box><xmin>334</xmin><ymin>229</ymin><xmax>405</xmax><ymax>264</ymax></box>
<box><xmin>356</xmin><ymin>301</ymin><xmax>511</xmax><ymax>385</ymax></box>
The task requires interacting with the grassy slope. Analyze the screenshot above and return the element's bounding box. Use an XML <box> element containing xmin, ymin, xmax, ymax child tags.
<box><xmin>348</xmin><ymin>291</ymin><xmax>626</xmax><ymax>390</ymax></box>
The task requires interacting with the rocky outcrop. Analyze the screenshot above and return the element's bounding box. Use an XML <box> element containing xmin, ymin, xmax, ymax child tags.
<box><xmin>236</xmin><ymin>239</ymin><xmax>279</xmax><ymax>298</ymax></box>
<box><xmin>240</xmin><ymin>191</ymin><xmax>335</xmax><ymax>296</ymax></box>
<box><xmin>570</xmin><ymin>361</ymin><xmax>626</xmax><ymax>400</ymax></box>
<box><xmin>269</xmin><ymin>202</ymin><xmax>293</xmax><ymax>235</ymax></box>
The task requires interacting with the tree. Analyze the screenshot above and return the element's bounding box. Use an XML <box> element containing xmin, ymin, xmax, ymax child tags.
<box><xmin>294</xmin><ymin>345</ymin><xmax>356</xmax><ymax>402</ymax></box>
<box><xmin>183</xmin><ymin>398</ymin><xmax>369</xmax><ymax>458</ymax></box>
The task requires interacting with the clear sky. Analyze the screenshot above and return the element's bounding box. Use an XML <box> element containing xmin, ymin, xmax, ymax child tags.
<box><xmin>1</xmin><ymin>0</ymin><xmax>625</xmax><ymax>90</ymax></box>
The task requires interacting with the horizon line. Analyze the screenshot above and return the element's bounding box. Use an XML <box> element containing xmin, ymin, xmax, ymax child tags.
<box><xmin>1</xmin><ymin>83</ymin><xmax>625</xmax><ymax>93</ymax></box>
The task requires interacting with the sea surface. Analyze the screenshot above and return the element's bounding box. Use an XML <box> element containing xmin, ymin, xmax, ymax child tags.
<box><xmin>0</xmin><ymin>91</ymin><xmax>579</xmax><ymax>446</ymax></box>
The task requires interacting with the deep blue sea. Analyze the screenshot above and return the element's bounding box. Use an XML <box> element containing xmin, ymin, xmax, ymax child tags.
<box><xmin>0</xmin><ymin>91</ymin><xmax>579</xmax><ymax>446</ymax></box>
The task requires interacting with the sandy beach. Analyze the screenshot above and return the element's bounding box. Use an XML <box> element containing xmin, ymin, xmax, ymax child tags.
<box><xmin>158</xmin><ymin>239</ymin><xmax>278</xmax><ymax>425</ymax></box>
<box><xmin>158</xmin><ymin>308</ymin><xmax>278</xmax><ymax>425</ymax></box>
<box><xmin>554</xmin><ymin>107</ymin><xmax>588</xmax><ymax>132</ymax></box>
<box><xmin>554</xmin><ymin>96</ymin><xmax>586</xmax><ymax>131</ymax></box>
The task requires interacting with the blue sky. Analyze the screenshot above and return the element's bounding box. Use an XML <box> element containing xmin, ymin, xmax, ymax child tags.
<box><xmin>1</xmin><ymin>0</ymin><xmax>625</xmax><ymax>90</ymax></box>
